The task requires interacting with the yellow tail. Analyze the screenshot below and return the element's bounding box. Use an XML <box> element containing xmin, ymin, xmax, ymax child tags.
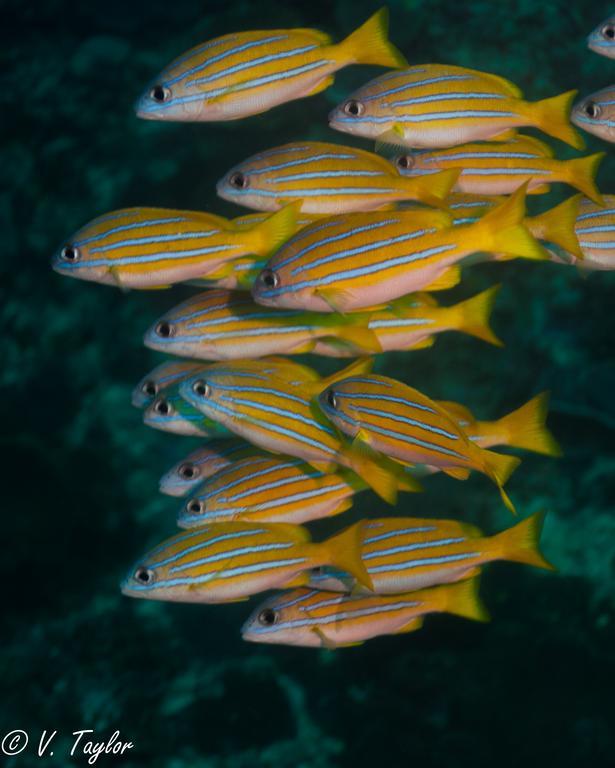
<box><xmin>526</xmin><ymin>195</ymin><xmax>583</xmax><ymax>259</ymax></box>
<box><xmin>471</xmin><ymin>184</ymin><xmax>550</xmax><ymax>261</ymax></box>
<box><xmin>406</xmin><ymin>169</ymin><xmax>461</xmax><ymax>208</ymax></box>
<box><xmin>323</xmin><ymin>522</ymin><xmax>374</xmax><ymax>590</ymax></box>
<box><xmin>490</xmin><ymin>511</ymin><xmax>555</xmax><ymax>570</ymax></box>
<box><xmin>339</xmin><ymin>8</ymin><xmax>408</xmax><ymax>68</ymax></box>
<box><xmin>481</xmin><ymin>448</ymin><xmax>521</xmax><ymax>514</ymax></box>
<box><xmin>493</xmin><ymin>392</ymin><xmax>562</xmax><ymax>457</ymax></box>
<box><xmin>431</xmin><ymin>577</ymin><xmax>491</xmax><ymax>622</ymax></box>
<box><xmin>449</xmin><ymin>285</ymin><xmax>503</xmax><ymax>346</ymax></box>
<box><xmin>564</xmin><ymin>153</ymin><xmax>606</xmax><ymax>205</ymax></box>
<box><xmin>248</xmin><ymin>202</ymin><xmax>300</xmax><ymax>257</ymax></box>
<box><xmin>528</xmin><ymin>90</ymin><xmax>585</xmax><ymax>150</ymax></box>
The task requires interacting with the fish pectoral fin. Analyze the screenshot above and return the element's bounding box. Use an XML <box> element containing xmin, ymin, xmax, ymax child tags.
<box><xmin>375</xmin><ymin>126</ymin><xmax>408</xmax><ymax>155</ymax></box>
<box><xmin>316</xmin><ymin>287</ymin><xmax>355</xmax><ymax>313</ymax></box>
<box><xmin>396</xmin><ymin>616</ymin><xmax>424</xmax><ymax>634</ymax></box>
<box><xmin>442</xmin><ymin>466</ymin><xmax>472</xmax><ymax>480</ymax></box>
<box><xmin>421</xmin><ymin>266</ymin><xmax>461</xmax><ymax>292</ymax></box>
<box><xmin>312</xmin><ymin>627</ymin><xmax>338</xmax><ymax>650</ymax></box>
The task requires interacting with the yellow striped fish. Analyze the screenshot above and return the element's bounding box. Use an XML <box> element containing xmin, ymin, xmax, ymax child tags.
<box><xmin>588</xmin><ymin>15</ymin><xmax>615</xmax><ymax>58</ymax></box>
<box><xmin>217</xmin><ymin>141</ymin><xmax>458</xmax><ymax>213</ymax></box>
<box><xmin>317</xmin><ymin>373</ymin><xmax>520</xmax><ymax>512</ymax></box>
<box><xmin>242</xmin><ymin>578</ymin><xmax>488</xmax><ymax>648</ymax></box>
<box><xmin>143</xmin><ymin>358</ymin><xmax>318</xmax><ymax>436</ymax></box>
<box><xmin>393</xmin><ymin>135</ymin><xmax>604</xmax><ymax>203</ymax></box>
<box><xmin>572</xmin><ymin>86</ymin><xmax>615</xmax><ymax>144</ymax></box>
<box><xmin>120</xmin><ymin>520</ymin><xmax>372</xmax><ymax>603</ymax></box>
<box><xmin>329</xmin><ymin>64</ymin><xmax>583</xmax><ymax>149</ymax></box>
<box><xmin>309</xmin><ymin>512</ymin><xmax>553</xmax><ymax>595</ymax></box>
<box><xmin>178</xmin><ymin>360</ymin><xmax>419</xmax><ymax>503</ymax></box>
<box><xmin>52</xmin><ymin>205</ymin><xmax>296</xmax><ymax>289</ymax></box>
<box><xmin>439</xmin><ymin>392</ymin><xmax>561</xmax><ymax>455</ymax></box>
<box><xmin>135</xmin><ymin>9</ymin><xmax>406</xmax><ymax>122</ymax></box>
<box><xmin>252</xmin><ymin>186</ymin><xmax>547</xmax><ymax>313</ymax></box>
<box><xmin>313</xmin><ymin>286</ymin><xmax>502</xmax><ymax>356</ymax></box>
<box><xmin>160</xmin><ymin>439</ymin><xmax>256</xmax><ymax>497</ymax></box>
<box><xmin>132</xmin><ymin>359</ymin><xmax>206</xmax><ymax>408</ymax></box>
<box><xmin>548</xmin><ymin>195</ymin><xmax>615</xmax><ymax>271</ymax></box>
<box><xmin>143</xmin><ymin>288</ymin><xmax>381</xmax><ymax>360</ymax></box>
<box><xmin>414</xmin><ymin>193</ymin><xmax>584</xmax><ymax>261</ymax></box>
<box><xmin>143</xmin><ymin>387</ymin><xmax>230</xmax><ymax>438</ymax></box>
<box><xmin>177</xmin><ymin>453</ymin><xmax>367</xmax><ymax>527</ymax></box>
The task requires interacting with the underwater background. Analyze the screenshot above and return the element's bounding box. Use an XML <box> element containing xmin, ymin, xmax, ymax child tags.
<box><xmin>3</xmin><ymin>0</ymin><xmax>615</xmax><ymax>765</ymax></box>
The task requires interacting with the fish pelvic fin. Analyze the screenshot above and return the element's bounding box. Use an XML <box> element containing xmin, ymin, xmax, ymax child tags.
<box><xmin>347</xmin><ymin>431</ymin><xmax>418</xmax><ymax>504</ymax></box>
<box><xmin>247</xmin><ymin>202</ymin><xmax>300</xmax><ymax>257</ymax></box>
<box><xmin>339</xmin><ymin>8</ymin><xmax>408</xmax><ymax>68</ymax></box>
<box><xmin>564</xmin><ymin>153</ymin><xmax>606</xmax><ymax>205</ymax></box>
<box><xmin>491</xmin><ymin>511</ymin><xmax>555</xmax><ymax>571</ymax></box>
<box><xmin>527</xmin><ymin>89</ymin><xmax>585</xmax><ymax>150</ymax></box>
<box><xmin>439</xmin><ymin>577</ymin><xmax>491</xmax><ymax>623</ymax></box>
<box><xmin>322</xmin><ymin>522</ymin><xmax>374</xmax><ymax>591</ymax></box>
<box><xmin>527</xmin><ymin>194</ymin><xmax>584</xmax><ymax>259</ymax></box>
<box><xmin>449</xmin><ymin>284</ymin><xmax>503</xmax><ymax>347</ymax></box>
<box><xmin>482</xmin><ymin>449</ymin><xmax>521</xmax><ymax>515</ymax></box>
<box><xmin>493</xmin><ymin>392</ymin><xmax>562</xmax><ymax>457</ymax></box>
<box><xmin>474</xmin><ymin>184</ymin><xmax>550</xmax><ymax>261</ymax></box>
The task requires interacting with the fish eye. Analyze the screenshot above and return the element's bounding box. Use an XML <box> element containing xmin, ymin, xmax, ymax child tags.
<box><xmin>396</xmin><ymin>155</ymin><xmax>415</xmax><ymax>170</ymax></box>
<box><xmin>326</xmin><ymin>390</ymin><xmax>338</xmax><ymax>409</ymax></box>
<box><xmin>155</xmin><ymin>321</ymin><xmax>175</xmax><ymax>338</ymax></box>
<box><xmin>186</xmin><ymin>498</ymin><xmax>204</xmax><ymax>515</ymax></box>
<box><xmin>602</xmin><ymin>24</ymin><xmax>615</xmax><ymax>39</ymax></box>
<box><xmin>343</xmin><ymin>100</ymin><xmax>364</xmax><ymax>117</ymax></box>
<box><xmin>153</xmin><ymin>398</ymin><xmax>172</xmax><ymax>416</ymax></box>
<box><xmin>134</xmin><ymin>566</ymin><xmax>155</xmax><ymax>585</ymax></box>
<box><xmin>584</xmin><ymin>101</ymin><xmax>601</xmax><ymax>119</ymax></box>
<box><xmin>259</xmin><ymin>269</ymin><xmax>280</xmax><ymax>289</ymax></box>
<box><xmin>229</xmin><ymin>172</ymin><xmax>248</xmax><ymax>189</ymax></box>
<box><xmin>258</xmin><ymin>608</ymin><xmax>278</xmax><ymax>626</ymax></box>
<box><xmin>179</xmin><ymin>463</ymin><xmax>198</xmax><ymax>480</ymax></box>
<box><xmin>150</xmin><ymin>84</ymin><xmax>171</xmax><ymax>103</ymax></box>
<box><xmin>192</xmin><ymin>380</ymin><xmax>211</xmax><ymax>398</ymax></box>
<box><xmin>142</xmin><ymin>380</ymin><xmax>158</xmax><ymax>397</ymax></box>
<box><xmin>60</xmin><ymin>244</ymin><xmax>80</xmax><ymax>262</ymax></box>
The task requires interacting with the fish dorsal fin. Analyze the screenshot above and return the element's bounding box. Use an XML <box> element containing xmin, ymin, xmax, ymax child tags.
<box><xmin>465</xmin><ymin>67</ymin><xmax>522</xmax><ymax>98</ymax></box>
<box><xmin>437</xmin><ymin>400</ymin><xmax>475</xmax><ymax>424</ymax></box>
<box><xmin>291</xmin><ymin>27</ymin><xmax>333</xmax><ymax>45</ymax></box>
<box><xmin>510</xmin><ymin>134</ymin><xmax>555</xmax><ymax>158</ymax></box>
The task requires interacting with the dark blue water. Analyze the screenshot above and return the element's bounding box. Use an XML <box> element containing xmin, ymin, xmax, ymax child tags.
<box><xmin>2</xmin><ymin>1</ymin><xmax>614</xmax><ymax>765</ymax></box>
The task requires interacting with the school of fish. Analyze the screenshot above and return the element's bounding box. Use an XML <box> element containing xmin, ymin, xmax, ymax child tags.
<box><xmin>53</xmin><ymin>8</ymin><xmax>612</xmax><ymax>648</ymax></box>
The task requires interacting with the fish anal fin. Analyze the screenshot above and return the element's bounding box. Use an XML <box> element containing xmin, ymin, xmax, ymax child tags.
<box><xmin>421</xmin><ymin>265</ymin><xmax>461</xmax><ymax>292</ymax></box>
<box><xmin>442</xmin><ymin>466</ymin><xmax>471</xmax><ymax>480</ymax></box>
<box><xmin>396</xmin><ymin>616</ymin><xmax>424</xmax><ymax>634</ymax></box>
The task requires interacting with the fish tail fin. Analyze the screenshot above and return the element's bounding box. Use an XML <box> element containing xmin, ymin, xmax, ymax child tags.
<box><xmin>339</xmin><ymin>7</ymin><xmax>408</xmax><ymax>68</ymax></box>
<box><xmin>528</xmin><ymin>90</ymin><xmax>585</xmax><ymax>149</ymax></box>
<box><xmin>449</xmin><ymin>285</ymin><xmax>503</xmax><ymax>346</ymax></box>
<box><xmin>247</xmin><ymin>202</ymin><xmax>300</xmax><ymax>257</ymax></box>
<box><xmin>323</xmin><ymin>523</ymin><xmax>373</xmax><ymax>591</ymax></box>
<box><xmin>482</xmin><ymin>449</ymin><xmax>521</xmax><ymax>515</ymax></box>
<box><xmin>474</xmin><ymin>184</ymin><xmax>550</xmax><ymax>261</ymax></box>
<box><xmin>564</xmin><ymin>153</ymin><xmax>606</xmax><ymax>205</ymax></box>
<box><xmin>436</xmin><ymin>577</ymin><xmax>491</xmax><ymax>622</ymax></box>
<box><xmin>490</xmin><ymin>511</ymin><xmax>555</xmax><ymax>571</ymax></box>
<box><xmin>405</xmin><ymin>169</ymin><xmax>460</xmax><ymax>207</ymax></box>
<box><xmin>527</xmin><ymin>194</ymin><xmax>584</xmax><ymax>259</ymax></box>
<box><xmin>494</xmin><ymin>392</ymin><xmax>562</xmax><ymax>457</ymax></box>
